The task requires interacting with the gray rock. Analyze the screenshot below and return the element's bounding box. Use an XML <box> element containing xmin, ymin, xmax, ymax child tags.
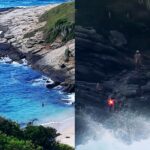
<box><xmin>0</xmin><ymin>38</ymin><xmax>7</xmax><ymax>43</ymax></box>
<box><xmin>109</xmin><ymin>30</ymin><xmax>127</xmax><ymax>47</ymax></box>
<box><xmin>0</xmin><ymin>31</ymin><xmax>4</xmax><ymax>38</ymax></box>
<box><xmin>142</xmin><ymin>82</ymin><xmax>150</xmax><ymax>93</ymax></box>
<box><xmin>51</xmin><ymin>42</ymin><xmax>62</xmax><ymax>49</ymax></box>
<box><xmin>9</xmin><ymin>38</ymin><xmax>16</xmax><ymax>43</ymax></box>
<box><xmin>4</xmin><ymin>34</ymin><xmax>14</xmax><ymax>40</ymax></box>
<box><xmin>120</xmin><ymin>84</ymin><xmax>138</xmax><ymax>97</ymax></box>
<box><xmin>25</xmin><ymin>39</ymin><xmax>37</xmax><ymax>48</ymax></box>
<box><xmin>12</xmin><ymin>43</ymin><xmax>21</xmax><ymax>48</ymax></box>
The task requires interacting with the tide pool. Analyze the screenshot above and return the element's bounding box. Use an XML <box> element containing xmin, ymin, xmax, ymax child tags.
<box><xmin>0</xmin><ymin>59</ymin><xmax>74</xmax><ymax>125</ymax></box>
<box><xmin>0</xmin><ymin>0</ymin><xmax>70</xmax><ymax>8</ymax></box>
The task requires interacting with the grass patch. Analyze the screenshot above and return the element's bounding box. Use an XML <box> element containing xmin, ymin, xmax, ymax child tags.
<box><xmin>39</xmin><ymin>2</ymin><xmax>75</xmax><ymax>43</ymax></box>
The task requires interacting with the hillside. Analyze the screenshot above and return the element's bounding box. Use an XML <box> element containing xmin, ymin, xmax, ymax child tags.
<box><xmin>40</xmin><ymin>2</ymin><xmax>75</xmax><ymax>43</ymax></box>
<box><xmin>0</xmin><ymin>3</ymin><xmax>75</xmax><ymax>91</ymax></box>
<box><xmin>25</xmin><ymin>2</ymin><xmax>75</xmax><ymax>43</ymax></box>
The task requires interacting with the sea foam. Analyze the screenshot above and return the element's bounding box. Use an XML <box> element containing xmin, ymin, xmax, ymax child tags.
<box><xmin>77</xmin><ymin>112</ymin><xmax>150</xmax><ymax>150</ymax></box>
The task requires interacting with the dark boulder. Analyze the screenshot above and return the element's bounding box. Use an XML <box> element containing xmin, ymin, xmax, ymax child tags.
<box><xmin>63</xmin><ymin>84</ymin><xmax>75</xmax><ymax>93</ymax></box>
<box><xmin>46</xmin><ymin>81</ymin><xmax>61</xmax><ymax>89</ymax></box>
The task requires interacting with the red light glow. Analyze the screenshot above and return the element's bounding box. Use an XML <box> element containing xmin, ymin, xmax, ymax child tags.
<box><xmin>108</xmin><ymin>99</ymin><xmax>115</xmax><ymax>106</ymax></box>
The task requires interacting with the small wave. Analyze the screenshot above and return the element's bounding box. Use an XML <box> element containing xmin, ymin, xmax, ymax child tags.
<box><xmin>12</xmin><ymin>61</ymin><xmax>22</xmax><ymax>67</ymax></box>
<box><xmin>21</xmin><ymin>58</ymin><xmax>28</xmax><ymax>66</ymax></box>
<box><xmin>54</xmin><ymin>85</ymin><xmax>62</xmax><ymax>90</ymax></box>
<box><xmin>32</xmin><ymin>75</ymin><xmax>53</xmax><ymax>86</ymax></box>
<box><xmin>0</xmin><ymin>56</ymin><xmax>29</xmax><ymax>67</ymax></box>
<box><xmin>40</xmin><ymin>117</ymin><xmax>74</xmax><ymax>127</ymax></box>
<box><xmin>0</xmin><ymin>57</ymin><xmax>12</xmax><ymax>63</ymax></box>
<box><xmin>61</xmin><ymin>93</ymin><xmax>75</xmax><ymax>105</ymax></box>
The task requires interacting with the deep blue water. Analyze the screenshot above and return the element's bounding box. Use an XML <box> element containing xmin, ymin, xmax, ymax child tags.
<box><xmin>0</xmin><ymin>59</ymin><xmax>74</xmax><ymax>124</ymax></box>
<box><xmin>0</xmin><ymin>0</ymin><xmax>70</xmax><ymax>8</ymax></box>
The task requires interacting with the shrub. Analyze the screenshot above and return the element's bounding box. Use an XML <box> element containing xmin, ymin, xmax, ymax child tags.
<box><xmin>40</xmin><ymin>2</ymin><xmax>75</xmax><ymax>43</ymax></box>
<box><xmin>0</xmin><ymin>132</ymin><xmax>42</xmax><ymax>150</ymax></box>
<box><xmin>0</xmin><ymin>117</ymin><xmax>23</xmax><ymax>139</ymax></box>
<box><xmin>24</xmin><ymin>125</ymin><xmax>60</xmax><ymax>149</ymax></box>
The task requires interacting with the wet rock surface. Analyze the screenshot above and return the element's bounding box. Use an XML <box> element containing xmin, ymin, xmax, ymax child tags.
<box><xmin>76</xmin><ymin>26</ymin><xmax>150</xmax><ymax>112</ymax></box>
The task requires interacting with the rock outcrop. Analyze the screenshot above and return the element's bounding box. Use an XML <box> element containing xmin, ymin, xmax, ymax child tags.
<box><xmin>76</xmin><ymin>26</ymin><xmax>150</xmax><ymax>112</ymax></box>
<box><xmin>76</xmin><ymin>26</ymin><xmax>133</xmax><ymax>82</ymax></box>
<box><xmin>0</xmin><ymin>4</ymin><xmax>75</xmax><ymax>92</ymax></box>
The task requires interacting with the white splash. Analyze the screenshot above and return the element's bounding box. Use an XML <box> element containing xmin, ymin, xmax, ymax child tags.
<box><xmin>32</xmin><ymin>75</ymin><xmax>53</xmax><ymax>87</ymax></box>
<box><xmin>61</xmin><ymin>93</ymin><xmax>75</xmax><ymax>105</ymax></box>
<box><xmin>21</xmin><ymin>58</ymin><xmax>28</xmax><ymax>66</ymax></box>
<box><xmin>76</xmin><ymin>112</ymin><xmax>150</xmax><ymax>150</ymax></box>
<box><xmin>0</xmin><ymin>56</ymin><xmax>12</xmax><ymax>63</ymax></box>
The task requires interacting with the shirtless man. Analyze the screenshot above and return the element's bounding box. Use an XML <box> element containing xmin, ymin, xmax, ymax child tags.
<box><xmin>134</xmin><ymin>50</ymin><xmax>142</xmax><ymax>70</ymax></box>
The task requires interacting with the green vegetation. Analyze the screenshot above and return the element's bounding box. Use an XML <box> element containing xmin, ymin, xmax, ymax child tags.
<box><xmin>0</xmin><ymin>117</ymin><xmax>74</xmax><ymax>150</ymax></box>
<box><xmin>40</xmin><ymin>2</ymin><xmax>75</xmax><ymax>43</ymax></box>
<box><xmin>0</xmin><ymin>132</ymin><xmax>42</xmax><ymax>150</ymax></box>
<box><xmin>24</xmin><ymin>2</ymin><xmax>75</xmax><ymax>43</ymax></box>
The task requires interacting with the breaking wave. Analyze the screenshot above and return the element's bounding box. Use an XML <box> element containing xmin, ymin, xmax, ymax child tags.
<box><xmin>77</xmin><ymin>112</ymin><xmax>150</xmax><ymax>150</ymax></box>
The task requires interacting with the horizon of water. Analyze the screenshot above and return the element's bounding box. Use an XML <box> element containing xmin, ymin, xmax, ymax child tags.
<box><xmin>0</xmin><ymin>57</ymin><xmax>74</xmax><ymax>125</ymax></box>
<box><xmin>76</xmin><ymin>112</ymin><xmax>150</xmax><ymax>150</ymax></box>
<box><xmin>0</xmin><ymin>0</ymin><xmax>70</xmax><ymax>8</ymax></box>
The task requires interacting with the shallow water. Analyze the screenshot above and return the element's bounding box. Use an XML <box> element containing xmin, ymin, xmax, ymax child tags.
<box><xmin>0</xmin><ymin>59</ymin><xmax>74</xmax><ymax>124</ymax></box>
<box><xmin>0</xmin><ymin>0</ymin><xmax>70</xmax><ymax>8</ymax></box>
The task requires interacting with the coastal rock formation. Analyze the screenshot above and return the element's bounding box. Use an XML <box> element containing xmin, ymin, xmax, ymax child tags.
<box><xmin>76</xmin><ymin>26</ymin><xmax>133</xmax><ymax>82</ymax></box>
<box><xmin>0</xmin><ymin>4</ymin><xmax>75</xmax><ymax>91</ymax></box>
<box><xmin>76</xmin><ymin>25</ymin><xmax>150</xmax><ymax>112</ymax></box>
<box><xmin>76</xmin><ymin>0</ymin><xmax>150</xmax><ymax>108</ymax></box>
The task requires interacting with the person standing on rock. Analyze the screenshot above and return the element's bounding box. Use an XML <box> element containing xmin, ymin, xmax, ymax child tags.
<box><xmin>134</xmin><ymin>50</ymin><xmax>142</xmax><ymax>70</ymax></box>
<box><xmin>64</xmin><ymin>45</ymin><xmax>70</xmax><ymax>62</ymax></box>
<box><xmin>96</xmin><ymin>82</ymin><xmax>103</xmax><ymax>92</ymax></box>
<box><xmin>107</xmin><ymin>97</ymin><xmax>116</xmax><ymax>112</ymax></box>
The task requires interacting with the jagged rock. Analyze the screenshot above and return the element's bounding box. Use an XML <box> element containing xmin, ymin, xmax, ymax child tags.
<box><xmin>0</xmin><ymin>43</ymin><xmax>11</xmax><ymax>51</ymax></box>
<box><xmin>9</xmin><ymin>38</ymin><xmax>16</xmax><ymax>43</ymax></box>
<box><xmin>4</xmin><ymin>34</ymin><xmax>14</xmax><ymax>40</ymax></box>
<box><xmin>63</xmin><ymin>84</ymin><xmax>75</xmax><ymax>93</ymax></box>
<box><xmin>142</xmin><ymin>82</ymin><xmax>150</xmax><ymax>93</ymax></box>
<box><xmin>60</xmin><ymin>64</ymin><xmax>66</xmax><ymax>68</ymax></box>
<box><xmin>51</xmin><ymin>42</ymin><xmax>62</xmax><ymax>49</ymax></box>
<box><xmin>120</xmin><ymin>84</ymin><xmax>138</xmax><ymax>97</ymax></box>
<box><xmin>0</xmin><ymin>38</ymin><xmax>7</xmax><ymax>43</ymax></box>
<box><xmin>46</xmin><ymin>81</ymin><xmax>60</xmax><ymax>89</ymax></box>
<box><xmin>8</xmin><ymin>51</ymin><xmax>25</xmax><ymax>61</ymax></box>
<box><xmin>11</xmin><ymin>43</ymin><xmax>21</xmax><ymax>48</ymax></box>
<box><xmin>25</xmin><ymin>39</ymin><xmax>37</xmax><ymax>48</ymax></box>
<box><xmin>109</xmin><ymin>30</ymin><xmax>127</xmax><ymax>47</ymax></box>
<box><xmin>0</xmin><ymin>31</ymin><xmax>4</xmax><ymax>38</ymax></box>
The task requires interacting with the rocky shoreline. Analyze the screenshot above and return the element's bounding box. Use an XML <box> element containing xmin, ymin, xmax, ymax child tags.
<box><xmin>0</xmin><ymin>4</ymin><xmax>75</xmax><ymax>93</ymax></box>
<box><xmin>76</xmin><ymin>26</ymin><xmax>150</xmax><ymax>122</ymax></box>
